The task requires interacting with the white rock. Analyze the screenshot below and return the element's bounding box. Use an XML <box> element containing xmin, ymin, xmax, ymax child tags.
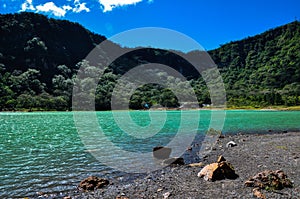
<box><xmin>226</xmin><ymin>141</ymin><xmax>237</xmax><ymax>148</ymax></box>
<box><xmin>163</xmin><ymin>191</ymin><xmax>171</xmax><ymax>198</ymax></box>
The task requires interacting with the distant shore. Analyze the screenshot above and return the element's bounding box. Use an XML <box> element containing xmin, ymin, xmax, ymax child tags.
<box><xmin>67</xmin><ymin>131</ymin><xmax>300</xmax><ymax>198</ymax></box>
<box><xmin>1</xmin><ymin>105</ymin><xmax>300</xmax><ymax>113</ymax></box>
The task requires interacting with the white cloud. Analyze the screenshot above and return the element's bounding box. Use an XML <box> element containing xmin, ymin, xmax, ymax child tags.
<box><xmin>98</xmin><ymin>0</ymin><xmax>143</xmax><ymax>12</ymax></box>
<box><xmin>19</xmin><ymin>0</ymin><xmax>151</xmax><ymax>16</ymax></box>
<box><xmin>35</xmin><ymin>2</ymin><xmax>69</xmax><ymax>17</ymax></box>
<box><xmin>19</xmin><ymin>0</ymin><xmax>90</xmax><ymax>17</ymax></box>
<box><xmin>73</xmin><ymin>0</ymin><xmax>90</xmax><ymax>13</ymax></box>
<box><xmin>63</xmin><ymin>5</ymin><xmax>73</xmax><ymax>11</ymax></box>
<box><xmin>20</xmin><ymin>0</ymin><xmax>35</xmax><ymax>11</ymax></box>
<box><xmin>3</xmin><ymin>3</ymin><xmax>7</xmax><ymax>9</ymax></box>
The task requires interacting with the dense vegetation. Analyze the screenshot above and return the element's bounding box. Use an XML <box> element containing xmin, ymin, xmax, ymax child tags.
<box><xmin>0</xmin><ymin>12</ymin><xmax>299</xmax><ymax>111</ymax></box>
<box><xmin>209</xmin><ymin>21</ymin><xmax>300</xmax><ymax>108</ymax></box>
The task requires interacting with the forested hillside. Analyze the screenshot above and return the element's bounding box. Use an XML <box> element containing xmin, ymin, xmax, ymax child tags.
<box><xmin>0</xmin><ymin>12</ymin><xmax>106</xmax><ymax>110</ymax></box>
<box><xmin>209</xmin><ymin>21</ymin><xmax>300</xmax><ymax>107</ymax></box>
<box><xmin>0</xmin><ymin>12</ymin><xmax>299</xmax><ymax>110</ymax></box>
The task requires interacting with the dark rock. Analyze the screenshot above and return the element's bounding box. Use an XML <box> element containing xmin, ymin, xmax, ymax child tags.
<box><xmin>218</xmin><ymin>161</ymin><xmax>239</xmax><ymax>179</ymax></box>
<box><xmin>217</xmin><ymin>155</ymin><xmax>226</xmax><ymax>163</ymax></box>
<box><xmin>153</xmin><ymin>146</ymin><xmax>172</xmax><ymax>159</ymax></box>
<box><xmin>78</xmin><ymin>176</ymin><xmax>109</xmax><ymax>191</ymax></box>
<box><xmin>162</xmin><ymin>157</ymin><xmax>185</xmax><ymax>165</ymax></box>
<box><xmin>186</xmin><ymin>146</ymin><xmax>192</xmax><ymax>151</ymax></box>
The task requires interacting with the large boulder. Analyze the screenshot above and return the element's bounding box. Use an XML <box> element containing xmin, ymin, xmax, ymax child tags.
<box><xmin>78</xmin><ymin>176</ymin><xmax>109</xmax><ymax>191</ymax></box>
<box><xmin>197</xmin><ymin>155</ymin><xmax>238</xmax><ymax>181</ymax></box>
<box><xmin>197</xmin><ymin>162</ymin><xmax>219</xmax><ymax>181</ymax></box>
<box><xmin>153</xmin><ymin>146</ymin><xmax>172</xmax><ymax>159</ymax></box>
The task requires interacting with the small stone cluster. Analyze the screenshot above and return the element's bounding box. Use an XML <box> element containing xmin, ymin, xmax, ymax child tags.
<box><xmin>244</xmin><ymin>170</ymin><xmax>293</xmax><ymax>198</ymax></box>
<box><xmin>244</xmin><ymin>170</ymin><xmax>293</xmax><ymax>190</ymax></box>
<box><xmin>76</xmin><ymin>145</ymin><xmax>294</xmax><ymax>199</ymax></box>
<box><xmin>78</xmin><ymin>176</ymin><xmax>109</xmax><ymax>191</ymax></box>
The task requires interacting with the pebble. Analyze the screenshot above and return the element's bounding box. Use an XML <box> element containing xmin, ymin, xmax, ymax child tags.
<box><xmin>116</xmin><ymin>196</ymin><xmax>129</xmax><ymax>199</ymax></box>
<box><xmin>226</xmin><ymin>141</ymin><xmax>237</xmax><ymax>148</ymax></box>
<box><xmin>146</xmin><ymin>175</ymin><xmax>152</xmax><ymax>179</ymax></box>
<box><xmin>163</xmin><ymin>191</ymin><xmax>171</xmax><ymax>198</ymax></box>
<box><xmin>188</xmin><ymin>162</ymin><xmax>204</xmax><ymax>167</ymax></box>
<box><xmin>63</xmin><ymin>132</ymin><xmax>300</xmax><ymax>198</ymax></box>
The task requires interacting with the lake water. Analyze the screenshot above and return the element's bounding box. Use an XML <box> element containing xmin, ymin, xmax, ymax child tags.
<box><xmin>0</xmin><ymin>110</ymin><xmax>299</xmax><ymax>197</ymax></box>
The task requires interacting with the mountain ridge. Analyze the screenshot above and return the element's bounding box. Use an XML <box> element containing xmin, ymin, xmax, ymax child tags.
<box><xmin>0</xmin><ymin>12</ymin><xmax>299</xmax><ymax>110</ymax></box>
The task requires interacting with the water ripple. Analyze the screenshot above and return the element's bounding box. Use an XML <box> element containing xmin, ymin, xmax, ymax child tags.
<box><xmin>0</xmin><ymin>111</ymin><xmax>299</xmax><ymax>197</ymax></box>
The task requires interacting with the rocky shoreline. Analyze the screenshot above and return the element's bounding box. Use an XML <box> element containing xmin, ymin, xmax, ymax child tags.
<box><xmin>65</xmin><ymin>132</ymin><xmax>300</xmax><ymax>199</ymax></box>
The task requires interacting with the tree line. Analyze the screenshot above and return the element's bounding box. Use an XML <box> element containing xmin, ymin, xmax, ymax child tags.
<box><xmin>0</xmin><ymin>12</ymin><xmax>299</xmax><ymax>111</ymax></box>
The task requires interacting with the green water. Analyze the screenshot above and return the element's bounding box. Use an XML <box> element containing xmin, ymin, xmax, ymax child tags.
<box><xmin>0</xmin><ymin>110</ymin><xmax>299</xmax><ymax>197</ymax></box>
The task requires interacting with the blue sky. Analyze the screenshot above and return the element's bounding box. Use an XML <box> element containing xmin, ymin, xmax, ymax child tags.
<box><xmin>0</xmin><ymin>0</ymin><xmax>300</xmax><ymax>50</ymax></box>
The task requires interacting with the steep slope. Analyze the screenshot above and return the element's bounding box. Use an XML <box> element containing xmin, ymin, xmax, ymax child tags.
<box><xmin>0</xmin><ymin>12</ymin><xmax>299</xmax><ymax>110</ymax></box>
<box><xmin>0</xmin><ymin>12</ymin><xmax>105</xmax><ymax>85</ymax></box>
<box><xmin>208</xmin><ymin>21</ymin><xmax>300</xmax><ymax>107</ymax></box>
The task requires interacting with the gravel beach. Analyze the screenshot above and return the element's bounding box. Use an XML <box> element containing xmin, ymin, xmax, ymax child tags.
<box><xmin>68</xmin><ymin>132</ymin><xmax>300</xmax><ymax>199</ymax></box>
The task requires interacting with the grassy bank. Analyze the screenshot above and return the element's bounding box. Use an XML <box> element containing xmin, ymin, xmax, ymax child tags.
<box><xmin>225</xmin><ymin>105</ymin><xmax>300</xmax><ymax>111</ymax></box>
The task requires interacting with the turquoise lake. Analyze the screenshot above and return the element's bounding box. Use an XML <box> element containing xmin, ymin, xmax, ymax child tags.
<box><xmin>0</xmin><ymin>110</ymin><xmax>299</xmax><ymax>197</ymax></box>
